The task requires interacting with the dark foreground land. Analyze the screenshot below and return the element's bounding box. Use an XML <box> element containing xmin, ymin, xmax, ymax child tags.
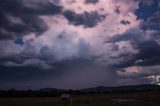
<box><xmin>0</xmin><ymin>91</ymin><xmax>160</xmax><ymax>106</ymax></box>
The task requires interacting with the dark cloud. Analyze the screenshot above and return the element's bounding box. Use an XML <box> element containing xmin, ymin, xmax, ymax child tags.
<box><xmin>0</xmin><ymin>65</ymin><xmax>50</xmax><ymax>81</ymax></box>
<box><xmin>145</xmin><ymin>11</ymin><xmax>160</xmax><ymax>26</ymax></box>
<box><xmin>134</xmin><ymin>41</ymin><xmax>160</xmax><ymax>66</ymax></box>
<box><xmin>106</xmin><ymin>28</ymin><xmax>160</xmax><ymax>68</ymax></box>
<box><xmin>115</xmin><ymin>41</ymin><xmax>160</xmax><ymax>68</ymax></box>
<box><xmin>120</xmin><ymin>20</ymin><xmax>131</xmax><ymax>25</ymax></box>
<box><xmin>117</xmin><ymin>64</ymin><xmax>160</xmax><ymax>86</ymax></box>
<box><xmin>141</xmin><ymin>10</ymin><xmax>160</xmax><ymax>31</ymax></box>
<box><xmin>0</xmin><ymin>0</ymin><xmax>62</xmax><ymax>39</ymax></box>
<box><xmin>140</xmin><ymin>0</ymin><xmax>160</xmax><ymax>6</ymax></box>
<box><xmin>1</xmin><ymin>0</ymin><xmax>160</xmax><ymax>89</ymax></box>
<box><xmin>0</xmin><ymin>58</ymin><xmax>118</xmax><ymax>89</ymax></box>
<box><xmin>0</xmin><ymin>42</ymin><xmax>38</xmax><ymax>65</ymax></box>
<box><xmin>85</xmin><ymin>0</ymin><xmax>99</xmax><ymax>4</ymax></box>
<box><xmin>0</xmin><ymin>30</ymin><xmax>91</xmax><ymax>70</ymax></box>
<box><xmin>107</xmin><ymin>29</ymin><xmax>144</xmax><ymax>43</ymax></box>
<box><xmin>39</xmin><ymin>46</ymin><xmax>56</xmax><ymax>61</ymax></box>
<box><xmin>148</xmin><ymin>31</ymin><xmax>160</xmax><ymax>40</ymax></box>
<box><xmin>63</xmin><ymin>10</ymin><xmax>106</xmax><ymax>27</ymax></box>
<box><xmin>114</xmin><ymin>6</ymin><xmax>121</xmax><ymax>14</ymax></box>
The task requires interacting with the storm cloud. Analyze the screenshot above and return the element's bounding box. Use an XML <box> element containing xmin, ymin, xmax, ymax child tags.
<box><xmin>0</xmin><ymin>0</ymin><xmax>62</xmax><ymax>39</ymax></box>
<box><xmin>63</xmin><ymin>10</ymin><xmax>106</xmax><ymax>27</ymax></box>
<box><xmin>0</xmin><ymin>0</ymin><xmax>160</xmax><ymax>89</ymax></box>
<box><xmin>85</xmin><ymin>0</ymin><xmax>99</xmax><ymax>4</ymax></box>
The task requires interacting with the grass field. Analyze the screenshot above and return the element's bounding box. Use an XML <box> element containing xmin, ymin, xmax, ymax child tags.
<box><xmin>0</xmin><ymin>91</ymin><xmax>160</xmax><ymax>106</ymax></box>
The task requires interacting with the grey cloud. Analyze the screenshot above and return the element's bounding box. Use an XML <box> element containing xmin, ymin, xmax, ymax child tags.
<box><xmin>3</xmin><ymin>59</ymin><xmax>53</xmax><ymax>70</ymax></box>
<box><xmin>0</xmin><ymin>41</ymin><xmax>41</xmax><ymax>66</ymax></box>
<box><xmin>0</xmin><ymin>58</ymin><xmax>118</xmax><ymax>89</ymax></box>
<box><xmin>39</xmin><ymin>46</ymin><xmax>56</xmax><ymax>61</ymax></box>
<box><xmin>0</xmin><ymin>43</ymin><xmax>56</xmax><ymax>71</ymax></box>
<box><xmin>107</xmin><ymin>29</ymin><xmax>144</xmax><ymax>43</ymax></box>
<box><xmin>115</xmin><ymin>41</ymin><xmax>160</xmax><ymax>68</ymax></box>
<box><xmin>1</xmin><ymin>0</ymin><xmax>160</xmax><ymax>89</ymax></box>
<box><xmin>0</xmin><ymin>0</ymin><xmax>64</xmax><ymax>70</ymax></box>
<box><xmin>85</xmin><ymin>0</ymin><xmax>99</xmax><ymax>4</ymax></box>
<box><xmin>63</xmin><ymin>10</ymin><xmax>106</xmax><ymax>27</ymax></box>
<box><xmin>106</xmin><ymin>29</ymin><xmax>160</xmax><ymax>68</ymax></box>
<box><xmin>117</xmin><ymin>77</ymin><xmax>151</xmax><ymax>86</ymax></box>
<box><xmin>144</xmin><ymin>30</ymin><xmax>160</xmax><ymax>41</ymax></box>
<box><xmin>145</xmin><ymin>11</ymin><xmax>160</xmax><ymax>26</ymax></box>
<box><xmin>140</xmin><ymin>0</ymin><xmax>160</xmax><ymax>6</ymax></box>
<box><xmin>0</xmin><ymin>31</ymin><xmax>91</xmax><ymax>69</ymax></box>
<box><xmin>0</xmin><ymin>0</ymin><xmax>62</xmax><ymax>39</ymax></box>
<box><xmin>117</xmin><ymin>65</ymin><xmax>160</xmax><ymax>85</ymax></box>
<box><xmin>114</xmin><ymin>6</ymin><xmax>121</xmax><ymax>14</ymax></box>
<box><xmin>118</xmin><ymin>66</ymin><xmax>160</xmax><ymax>79</ymax></box>
<box><xmin>134</xmin><ymin>41</ymin><xmax>160</xmax><ymax>66</ymax></box>
<box><xmin>120</xmin><ymin>20</ymin><xmax>131</xmax><ymax>25</ymax></box>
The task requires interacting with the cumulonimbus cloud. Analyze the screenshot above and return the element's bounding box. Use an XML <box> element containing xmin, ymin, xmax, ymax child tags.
<box><xmin>0</xmin><ymin>0</ymin><xmax>160</xmax><ymax>89</ymax></box>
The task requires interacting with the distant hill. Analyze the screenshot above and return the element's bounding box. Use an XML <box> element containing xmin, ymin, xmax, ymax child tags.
<box><xmin>38</xmin><ymin>88</ymin><xmax>65</xmax><ymax>92</ymax></box>
<box><xmin>80</xmin><ymin>84</ymin><xmax>160</xmax><ymax>93</ymax></box>
<box><xmin>0</xmin><ymin>84</ymin><xmax>160</xmax><ymax>97</ymax></box>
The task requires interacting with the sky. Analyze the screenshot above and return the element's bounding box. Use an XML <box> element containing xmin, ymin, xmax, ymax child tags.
<box><xmin>0</xmin><ymin>0</ymin><xmax>160</xmax><ymax>90</ymax></box>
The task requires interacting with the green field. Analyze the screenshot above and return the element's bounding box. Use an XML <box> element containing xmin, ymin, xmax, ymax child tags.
<box><xmin>0</xmin><ymin>91</ymin><xmax>160</xmax><ymax>106</ymax></box>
